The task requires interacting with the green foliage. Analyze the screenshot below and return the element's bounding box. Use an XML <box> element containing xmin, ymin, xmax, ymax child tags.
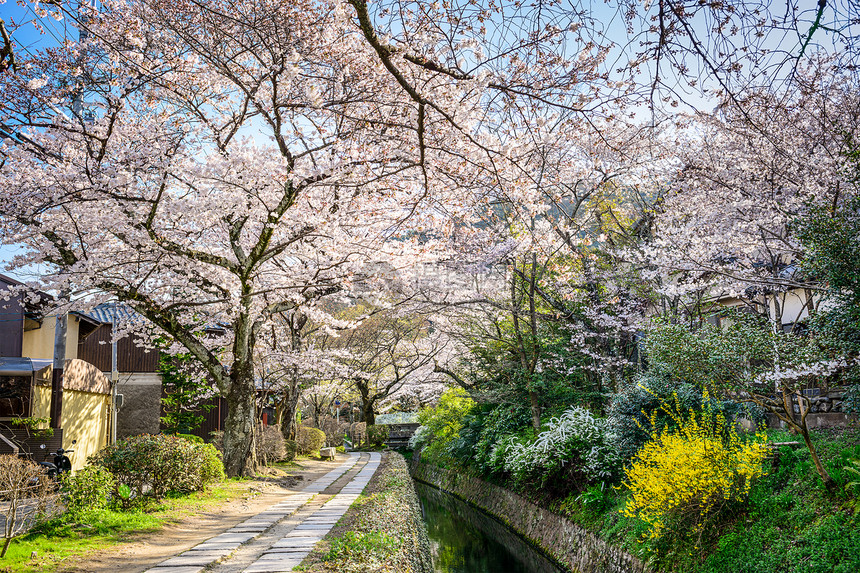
<box><xmin>322</xmin><ymin>530</ymin><xmax>400</xmax><ymax>562</ymax></box>
<box><xmin>415</xmin><ymin>387</ymin><xmax>475</xmax><ymax>464</ymax></box>
<box><xmin>296</xmin><ymin>425</ymin><xmax>326</xmax><ymax>455</ymax></box>
<box><xmin>283</xmin><ymin>439</ymin><xmax>298</xmax><ymax>462</ymax></box>
<box><xmin>471</xmin><ymin>404</ymin><xmax>532</xmax><ymax>474</ymax></box>
<box><xmin>845</xmin><ymin>458</ymin><xmax>860</xmax><ymax>495</ymax></box>
<box><xmin>116</xmin><ymin>483</ymin><xmax>131</xmax><ymax>502</ymax></box>
<box><xmin>158</xmin><ymin>352</ymin><xmax>215</xmax><ymax>434</ymax></box>
<box><xmin>796</xmin><ymin>193</ymin><xmax>860</xmax><ymax>410</ymax></box>
<box><xmin>609</xmin><ymin>369</ymin><xmax>759</xmax><ymax>461</ymax></box>
<box><xmin>173</xmin><ymin>433</ymin><xmax>203</xmax><ymax>443</ymax></box>
<box><xmin>366</xmin><ymin>424</ymin><xmax>389</xmax><ymax>446</ymax></box>
<box><xmin>797</xmin><ymin>194</ymin><xmax>860</xmax><ymax>301</ymax></box>
<box><xmin>198</xmin><ymin>442</ymin><xmax>226</xmax><ymax>487</ymax></box>
<box><xmin>8</xmin><ymin>416</ymin><xmax>53</xmax><ymax>438</ymax></box>
<box><xmin>644</xmin><ymin>313</ymin><xmax>821</xmax><ymax>393</ymax></box>
<box><xmin>576</xmin><ymin>482</ymin><xmax>614</xmax><ymax>514</ymax></box>
<box><xmin>61</xmin><ymin>465</ymin><xmax>115</xmax><ymax>515</ymax></box>
<box><xmin>461</xmin><ymin>308</ymin><xmax>611</xmax><ymax>416</ymax></box>
<box><xmin>90</xmin><ymin>434</ymin><xmax>224</xmax><ymax>506</ymax></box>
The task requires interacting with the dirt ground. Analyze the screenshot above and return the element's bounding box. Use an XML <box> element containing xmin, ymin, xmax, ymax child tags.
<box><xmin>58</xmin><ymin>454</ymin><xmax>351</xmax><ymax>573</ymax></box>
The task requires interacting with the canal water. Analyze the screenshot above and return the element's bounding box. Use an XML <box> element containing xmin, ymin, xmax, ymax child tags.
<box><xmin>414</xmin><ymin>481</ymin><xmax>566</xmax><ymax>573</ymax></box>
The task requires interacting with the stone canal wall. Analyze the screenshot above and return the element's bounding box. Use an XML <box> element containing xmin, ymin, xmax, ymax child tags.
<box><xmin>412</xmin><ymin>461</ymin><xmax>650</xmax><ymax>573</ymax></box>
<box><xmin>396</xmin><ymin>454</ymin><xmax>435</xmax><ymax>573</ymax></box>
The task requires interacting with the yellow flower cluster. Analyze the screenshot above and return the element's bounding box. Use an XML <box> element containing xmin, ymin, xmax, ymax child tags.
<box><xmin>622</xmin><ymin>393</ymin><xmax>768</xmax><ymax>542</ymax></box>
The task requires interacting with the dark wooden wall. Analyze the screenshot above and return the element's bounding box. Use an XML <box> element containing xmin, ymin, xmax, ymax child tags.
<box><xmin>0</xmin><ymin>278</ymin><xmax>23</xmax><ymax>358</ymax></box>
<box><xmin>0</xmin><ymin>428</ymin><xmax>64</xmax><ymax>459</ymax></box>
<box><xmin>78</xmin><ymin>324</ymin><xmax>159</xmax><ymax>372</ymax></box>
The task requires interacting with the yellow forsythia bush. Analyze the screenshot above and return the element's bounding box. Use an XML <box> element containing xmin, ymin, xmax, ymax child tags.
<box><xmin>622</xmin><ymin>393</ymin><xmax>768</xmax><ymax>542</ymax></box>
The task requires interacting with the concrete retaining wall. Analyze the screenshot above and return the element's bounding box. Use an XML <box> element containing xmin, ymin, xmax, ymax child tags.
<box><xmin>114</xmin><ymin>372</ymin><xmax>162</xmax><ymax>438</ymax></box>
<box><xmin>412</xmin><ymin>461</ymin><xmax>649</xmax><ymax>573</ymax></box>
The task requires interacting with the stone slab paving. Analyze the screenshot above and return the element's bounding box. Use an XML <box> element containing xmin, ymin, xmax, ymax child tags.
<box><xmin>144</xmin><ymin>454</ymin><xmax>362</xmax><ymax>573</ymax></box>
<box><xmin>241</xmin><ymin>452</ymin><xmax>381</xmax><ymax>573</ymax></box>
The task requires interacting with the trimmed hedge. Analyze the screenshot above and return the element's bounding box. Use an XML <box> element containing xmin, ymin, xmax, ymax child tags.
<box><xmin>297</xmin><ymin>426</ymin><xmax>326</xmax><ymax>455</ymax></box>
<box><xmin>62</xmin><ymin>465</ymin><xmax>115</xmax><ymax>514</ymax></box>
<box><xmin>90</xmin><ymin>434</ymin><xmax>224</xmax><ymax>505</ymax></box>
<box><xmin>256</xmin><ymin>423</ymin><xmax>287</xmax><ymax>465</ymax></box>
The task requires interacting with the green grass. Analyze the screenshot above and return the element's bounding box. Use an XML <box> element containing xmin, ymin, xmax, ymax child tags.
<box><xmin>0</xmin><ymin>480</ymin><xmax>243</xmax><ymax>572</ymax></box>
<box><xmin>688</xmin><ymin>428</ymin><xmax>860</xmax><ymax>573</ymax></box>
<box><xmin>321</xmin><ymin>530</ymin><xmax>400</xmax><ymax>562</ymax></box>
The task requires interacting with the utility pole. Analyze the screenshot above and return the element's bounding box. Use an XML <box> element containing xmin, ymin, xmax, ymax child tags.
<box><xmin>49</xmin><ymin>306</ymin><xmax>67</xmax><ymax>429</ymax></box>
<box><xmin>51</xmin><ymin>1</ymin><xmax>89</xmax><ymax>433</ymax></box>
<box><xmin>110</xmin><ymin>307</ymin><xmax>119</xmax><ymax>444</ymax></box>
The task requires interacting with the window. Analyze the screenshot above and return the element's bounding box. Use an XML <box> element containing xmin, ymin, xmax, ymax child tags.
<box><xmin>0</xmin><ymin>375</ymin><xmax>32</xmax><ymax>418</ymax></box>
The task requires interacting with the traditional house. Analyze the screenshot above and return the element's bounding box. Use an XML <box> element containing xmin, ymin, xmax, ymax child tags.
<box><xmin>0</xmin><ymin>273</ymin><xmax>112</xmax><ymax>470</ymax></box>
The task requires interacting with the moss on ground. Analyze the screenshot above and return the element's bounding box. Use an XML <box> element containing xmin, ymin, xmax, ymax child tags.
<box><xmin>298</xmin><ymin>452</ymin><xmax>432</xmax><ymax>573</ymax></box>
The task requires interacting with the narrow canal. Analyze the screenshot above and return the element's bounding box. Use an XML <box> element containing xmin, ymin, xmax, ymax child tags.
<box><xmin>414</xmin><ymin>481</ymin><xmax>566</xmax><ymax>573</ymax></box>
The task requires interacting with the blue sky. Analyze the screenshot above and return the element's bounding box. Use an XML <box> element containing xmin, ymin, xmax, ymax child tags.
<box><xmin>1</xmin><ymin>0</ymin><xmax>855</xmax><ymax>283</ymax></box>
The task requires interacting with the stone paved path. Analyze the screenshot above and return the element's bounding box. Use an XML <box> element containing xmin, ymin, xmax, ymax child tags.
<box><xmin>143</xmin><ymin>452</ymin><xmax>381</xmax><ymax>573</ymax></box>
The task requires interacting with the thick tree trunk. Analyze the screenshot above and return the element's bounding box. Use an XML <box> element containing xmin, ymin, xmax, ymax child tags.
<box><xmin>363</xmin><ymin>402</ymin><xmax>376</xmax><ymax>426</ymax></box>
<box><xmin>356</xmin><ymin>381</ymin><xmax>375</xmax><ymax>425</ymax></box>
<box><xmin>221</xmin><ymin>361</ymin><xmax>258</xmax><ymax>477</ymax></box>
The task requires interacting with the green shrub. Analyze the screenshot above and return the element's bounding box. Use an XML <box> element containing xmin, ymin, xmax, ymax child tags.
<box><xmin>173</xmin><ymin>433</ymin><xmax>204</xmax><ymax>444</ymax></box>
<box><xmin>62</xmin><ymin>465</ymin><xmax>115</xmax><ymax>514</ymax></box>
<box><xmin>90</xmin><ymin>434</ymin><xmax>224</xmax><ymax>505</ymax></box>
<box><xmin>609</xmin><ymin>370</ymin><xmax>759</xmax><ymax>461</ymax></box>
<box><xmin>296</xmin><ymin>426</ymin><xmax>326</xmax><ymax>455</ymax></box>
<box><xmin>367</xmin><ymin>424</ymin><xmax>389</xmax><ymax>446</ymax></box>
<box><xmin>283</xmin><ymin>439</ymin><xmax>298</xmax><ymax>462</ymax></box>
<box><xmin>197</xmin><ymin>443</ymin><xmax>226</xmax><ymax>488</ymax></box>
<box><xmin>416</xmin><ymin>387</ymin><xmax>475</xmax><ymax>463</ymax></box>
<box><xmin>472</xmin><ymin>404</ymin><xmax>531</xmax><ymax>474</ymax></box>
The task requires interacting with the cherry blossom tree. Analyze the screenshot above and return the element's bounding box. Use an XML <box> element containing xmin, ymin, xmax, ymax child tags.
<box><xmin>315</xmin><ymin>304</ymin><xmax>448</xmax><ymax>425</ymax></box>
<box><xmin>0</xmin><ymin>0</ymin><xmax>625</xmax><ymax>475</ymax></box>
<box><xmin>638</xmin><ymin>61</ymin><xmax>860</xmax><ymax>319</ymax></box>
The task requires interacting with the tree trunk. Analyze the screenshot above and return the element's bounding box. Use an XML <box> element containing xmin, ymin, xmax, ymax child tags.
<box><xmin>362</xmin><ymin>400</ymin><xmax>376</xmax><ymax>426</ymax></box>
<box><xmin>800</xmin><ymin>422</ymin><xmax>837</xmax><ymax>492</ymax></box>
<box><xmin>221</xmin><ymin>362</ymin><xmax>258</xmax><ymax>477</ymax></box>
<box><xmin>281</xmin><ymin>388</ymin><xmax>300</xmax><ymax>440</ymax></box>
<box><xmin>355</xmin><ymin>380</ymin><xmax>376</xmax><ymax>425</ymax></box>
<box><xmin>529</xmin><ymin>390</ymin><xmax>541</xmax><ymax>433</ymax></box>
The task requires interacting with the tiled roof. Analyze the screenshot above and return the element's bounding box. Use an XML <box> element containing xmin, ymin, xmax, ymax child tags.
<box><xmin>87</xmin><ymin>302</ymin><xmax>142</xmax><ymax>324</ymax></box>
